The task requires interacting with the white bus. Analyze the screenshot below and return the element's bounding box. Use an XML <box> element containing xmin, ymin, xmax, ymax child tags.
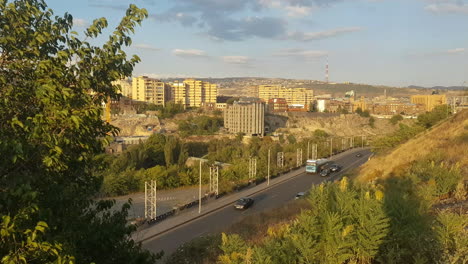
<box><xmin>306</xmin><ymin>159</ymin><xmax>329</xmax><ymax>174</ymax></box>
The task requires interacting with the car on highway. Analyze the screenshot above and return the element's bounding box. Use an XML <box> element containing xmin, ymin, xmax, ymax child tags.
<box><xmin>320</xmin><ymin>169</ymin><xmax>330</xmax><ymax>177</ymax></box>
<box><xmin>329</xmin><ymin>164</ymin><xmax>342</xmax><ymax>172</ymax></box>
<box><xmin>295</xmin><ymin>192</ymin><xmax>306</xmax><ymax>200</ymax></box>
<box><xmin>355</xmin><ymin>153</ymin><xmax>363</xmax><ymax>157</ymax></box>
<box><xmin>234</xmin><ymin>198</ymin><xmax>254</xmax><ymax>210</ymax></box>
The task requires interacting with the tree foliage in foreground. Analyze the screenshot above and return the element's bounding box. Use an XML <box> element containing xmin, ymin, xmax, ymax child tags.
<box><xmin>217</xmin><ymin>154</ymin><xmax>466</xmax><ymax>264</ymax></box>
<box><xmin>0</xmin><ymin>0</ymin><xmax>157</xmax><ymax>263</ymax></box>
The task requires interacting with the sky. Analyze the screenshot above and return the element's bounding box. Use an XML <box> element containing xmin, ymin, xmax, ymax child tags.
<box><xmin>45</xmin><ymin>0</ymin><xmax>468</xmax><ymax>87</ymax></box>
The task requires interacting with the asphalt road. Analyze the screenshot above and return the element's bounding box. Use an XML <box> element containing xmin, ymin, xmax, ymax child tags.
<box><xmin>142</xmin><ymin>149</ymin><xmax>372</xmax><ymax>257</ymax></box>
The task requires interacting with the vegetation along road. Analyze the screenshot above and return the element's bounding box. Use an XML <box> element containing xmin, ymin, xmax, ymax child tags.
<box><xmin>140</xmin><ymin>148</ymin><xmax>372</xmax><ymax>256</ymax></box>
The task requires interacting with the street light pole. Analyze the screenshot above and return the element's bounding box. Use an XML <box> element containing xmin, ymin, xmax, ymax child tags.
<box><xmin>267</xmin><ymin>148</ymin><xmax>270</xmax><ymax>186</ymax></box>
<box><xmin>199</xmin><ymin>159</ymin><xmax>202</xmax><ymax>214</ymax></box>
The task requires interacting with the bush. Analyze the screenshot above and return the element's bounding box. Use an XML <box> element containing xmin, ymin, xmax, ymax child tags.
<box><xmin>389</xmin><ymin>114</ymin><xmax>403</xmax><ymax>125</ymax></box>
<box><xmin>417</xmin><ymin>105</ymin><xmax>449</xmax><ymax>128</ymax></box>
<box><xmin>178</xmin><ymin>115</ymin><xmax>223</xmax><ymax>136</ymax></box>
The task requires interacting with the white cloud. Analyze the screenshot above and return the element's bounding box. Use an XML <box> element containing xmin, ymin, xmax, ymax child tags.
<box><xmin>172</xmin><ymin>49</ymin><xmax>207</xmax><ymax>57</ymax></box>
<box><xmin>257</xmin><ymin>0</ymin><xmax>282</xmax><ymax>8</ymax></box>
<box><xmin>409</xmin><ymin>47</ymin><xmax>465</xmax><ymax>57</ymax></box>
<box><xmin>138</xmin><ymin>73</ymin><xmax>200</xmax><ymax>79</ymax></box>
<box><xmin>286</xmin><ymin>5</ymin><xmax>314</xmax><ymax>17</ymax></box>
<box><xmin>424</xmin><ymin>1</ymin><xmax>468</xmax><ymax>14</ymax></box>
<box><xmin>274</xmin><ymin>48</ymin><xmax>328</xmax><ymax>59</ymax></box>
<box><xmin>446</xmin><ymin>48</ymin><xmax>465</xmax><ymax>54</ymax></box>
<box><xmin>73</xmin><ymin>18</ymin><xmax>89</xmax><ymax>27</ymax></box>
<box><xmin>288</xmin><ymin>27</ymin><xmax>363</xmax><ymax>41</ymax></box>
<box><xmin>222</xmin><ymin>56</ymin><xmax>250</xmax><ymax>64</ymax></box>
<box><xmin>133</xmin><ymin>44</ymin><xmax>161</xmax><ymax>51</ymax></box>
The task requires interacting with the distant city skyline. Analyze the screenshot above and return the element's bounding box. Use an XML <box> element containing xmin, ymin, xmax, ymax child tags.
<box><xmin>47</xmin><ymin>0</ymin><xmax>468</xmax><ymax>87</ymax></box>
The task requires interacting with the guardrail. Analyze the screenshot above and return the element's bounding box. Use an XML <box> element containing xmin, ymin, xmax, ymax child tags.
<box><xmin>137</xmin><ymin>148</ymin><xmax>363</xmax><ymax>227</ymax></box>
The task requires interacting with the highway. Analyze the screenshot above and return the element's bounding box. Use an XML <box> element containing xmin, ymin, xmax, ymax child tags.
<box><xmin>142</xmin><ymin>148</ymin><xmax>372</xmax><ymax>257</ymax></box>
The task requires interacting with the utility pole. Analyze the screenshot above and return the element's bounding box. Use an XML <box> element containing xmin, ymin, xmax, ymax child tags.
<box><xmin>307</xmin><ymin>141</ymin><xmax>310</xmax><ymax>160</ymax></box>
<box><xmin>199</xmin><ymin>160</ymin><xmax>202</xmax><ymax>214</ymax></box>
<box><xmin>210</xmin><ymin>165</ymin><xmax>219</xmax><ymax>195</ymax></box>
<box><xmin>267</xmin><ymin>148</ymin><xmax>271</xmax><ymax>186</ymax></box>
<box><xmin>277</xmin><ymin>152</ymin><xmax>284</xmax><ymax>168</ymax></box>
<box><xmin>313</xmin><ymin>144</ymin><xmax>317</xmax><ymax>160</ymax></box>
<box><xmin>144</xmin><ymin>180</ymin><xmax>157</xmax><ymax>220</ymax></box>
<box><xmin>297</xmin><ymin>148</ymin><xmax>303</xmax><ymax>167</ymax></box>
<box><xmin>341</xmin><ymin>138</ymin><xmax>345</xmax><ymax>151</ymax></box>
<box><xmin>329</xmin><ymin>138</ymin><xmax>333</xmax><ymax>157</ymax></box>
<box><xmin>249</xmin><ymin>157</ymin><xmax>257</xmax><ymax>179</ymax></box>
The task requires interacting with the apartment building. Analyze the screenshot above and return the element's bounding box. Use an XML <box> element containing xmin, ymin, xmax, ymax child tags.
<box><xmin>411</xmin><ymin>94</ymin><xmax>446</xmax><ymax>111</ymax></box>
<box><xmin>268</xmin><ymin>98</ymin><xmax>288</xmax><ymax>112</ymax></box>
<box><xmin>171</xmin><ymin>80</ymin><xmax>188</xmax><ymax>106</ymax></box>
<box><xmin>258</xmin><ymin>85</ymin><xmax>313</xmax><ymax>107</ymax></box>
<box><xmin>168</xmin><ymin>79</ymin><xmax>218</xmax><ymax>108</ymax></box>
<box><xmin>224</xmin><ymin>100</ymin><xmax>265</xmax><ymax>136</ymax></box>
<box><xmin>112</xmin><ymin>79</ymin><xmax>132</xmax><ymax>98</ymax></box>
<box><xmin>352</xmin><ymin>96</ymin><xmax>369</xmax><ymax>112</ymax></box>
<box><xmin>258</xmin><ymin>85</ymin><xmax>281</xmax><ymax>101</ymax></box>
<box><xmin>132</xmin><ymin>76</ymin><xmax>171</xmax><ymax>106</ymax></box>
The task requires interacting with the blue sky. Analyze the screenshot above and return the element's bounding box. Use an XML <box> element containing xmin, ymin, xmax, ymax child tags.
<box><xmin>46</xmin><ymin>0</ymin><xmax>468</xmax><ymax>87</ymax></box>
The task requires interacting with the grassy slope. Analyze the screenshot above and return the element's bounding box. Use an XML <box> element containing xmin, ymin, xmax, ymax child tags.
<box><xmin>358</xmin><ymin>109</ymin><xmax>468</xmax><ymax>182</ymax></box>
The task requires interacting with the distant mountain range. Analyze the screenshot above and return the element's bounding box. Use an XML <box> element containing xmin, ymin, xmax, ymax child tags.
<box><xmin>407</xmin><ymin>85</ymin><xmax>467</xmax><ymax>91</ymax></box>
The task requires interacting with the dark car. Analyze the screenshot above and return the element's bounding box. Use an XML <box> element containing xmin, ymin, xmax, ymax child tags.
<box><xmin>320</xmin><ymin>169</ymin><xmax>330</xmax><ymax>177</ymax></box>
<box><xmin>329</xmin><ymin>164</ymin><xmax>341</xmax><ymax>172</ymax></box>
<box><xmin>355</xmin><ymin>153</ymin><xmax>362</xmax><ymax>157</ymax></box>
<box><xmin>234</xmin><ymin>198</ymin><xmax>254</xmax><ymax>210</ymax></box>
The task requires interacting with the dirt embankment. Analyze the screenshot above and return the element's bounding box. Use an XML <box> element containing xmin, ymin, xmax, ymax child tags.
<box><xmin>268</xmin><ymin>112</ymin><xmax>413</xmax><ymax>139</ymax></box>
<box><xmin>357</xmin><ymin>110</ymin><xmax>468</xmax><ymax>182</ymax></box>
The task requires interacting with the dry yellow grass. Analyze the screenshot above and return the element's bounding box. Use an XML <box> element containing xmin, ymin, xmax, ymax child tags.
<box><xmin>357</xmin><ymin>110</ymin><xmax>468</xmax><ymax>182</ymax></box>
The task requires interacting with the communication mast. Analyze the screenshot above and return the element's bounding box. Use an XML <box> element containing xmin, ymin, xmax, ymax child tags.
<box><xmin>325</xmin><ymin>56</ymin><xmax>329</xmax><ymax>84</ymax></box>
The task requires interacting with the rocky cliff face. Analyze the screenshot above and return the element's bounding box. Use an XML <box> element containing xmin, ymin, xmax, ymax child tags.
<box><xmin>267</xmin><ymin>112</ymin><xmax>413</xmax><ymax>139</ymax></box>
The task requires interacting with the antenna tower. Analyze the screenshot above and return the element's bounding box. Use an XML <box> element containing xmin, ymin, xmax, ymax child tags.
<box><xmin>325</xmin><ymin>56</ymin><xmax>329</xmax><ymax>83</ymax></box>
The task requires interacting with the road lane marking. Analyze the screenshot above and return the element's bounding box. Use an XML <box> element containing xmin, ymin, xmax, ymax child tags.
<box><xmin>138</xmin><ymin>149</ymin><xmax>371</xmax><ymax>244</ymax></box>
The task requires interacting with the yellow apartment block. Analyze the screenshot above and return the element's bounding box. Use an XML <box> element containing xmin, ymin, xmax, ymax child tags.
<box><xmin>411</xmin><ymin>94</ymin><xmax>446</xmax><ymax>111</ymax></box>
<box><xmin>132</xmin><ymin>76</ymin><xmax>171</xmax><ymax>106</ymax></box>
<box><xmin>182</xmin><ymin>79</ymin><xmax>218</xmax><ymax>107</ymax></box>
<box><xmin>112</xmin><ymin>79</ymin><xmax>132</xmax><ymax>98</ymax></box>
<box><xmin>352</xmin><ymin>96</ymin><xmax>368</xmax><ymax>112</ymax></box>
<box><xmin>258</xmin><ymin>85</ymin><xmax>313</xmax><ymax>106</ymax></box>
<box><xmin>258</xmin><ymin>85</ymin><xmax>281</xmax><ymax>101</ymax></box>
<box><xmin>171</xmin><ymin>80</ymin><xmax>188</xmax><ymax>106</ymax></box>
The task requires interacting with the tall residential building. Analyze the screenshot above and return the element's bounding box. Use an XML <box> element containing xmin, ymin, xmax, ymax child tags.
<box><xmin>132</xmin><ymin>76</ymin><xmax>171</xmax><ymax>106</ymax></box>
<box><xmin>113</xmin><ymin>79</ymin><xmax>132</xmax><ymax>98</ymax></box>
<box><xmin>258</xmin><ymin>85</ymin><xmax>313</xmax><ymax>107</ymax></box>
<box><xmin>411</xmin><ymin>94</ymin><xmax>446</xmax><ymax>111</ymax></box>
<box><xmin>170</xmin><ymin>79</ymin><xmax>218</xmax><ymax>107</ymax></box>
<box><xmin>224</xmin><ymin>100</ymin><xmax>265</xmax><ymax>136</ymax></box>
<box><xmin>258</xmin><ymin>85</ymin><xmax>281</xmax><ymax>101</ymax></box>
<box><xmin>205</xmin><ymin>83</ymin><xmax>218</xmax><ymax>104</ymax></box>
<box><xmin>171</xmin><ymin>80</ymin><xmax>188</xmax><ymax>106</ymax></box>
<box><xmin>183</xmin><ymin>79</ymin><xmax>203</xmax><ymax>107</ymax></box>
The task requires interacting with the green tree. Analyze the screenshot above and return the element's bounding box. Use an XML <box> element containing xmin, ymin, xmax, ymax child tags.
<box><xmin>0</xmin><ymin>1</ymin><xmax>156</xmax><ymax>263</ymax></box>
<box><xmin>369</xmin><ymin>117</ymin><xmax>375</xmax><ymax>128</ymax></box>
<box><xmin>417</xmin><ymin>105</ymin><xmax>449</xmax><ymax>128</ymax></box>
<box><xmin>389</xmin><ymin>114</ymin><xmax>403</xmax><ymax>125</ymax></box>
<box><xmin>313</xmin><ymin>129</ymin><xmax>329</xmax><ymax>138</ymax></box>
<box><xmin>287</xmin><ymin>135</ymin><xmax>297</xmax><ymax>144</ymax></box>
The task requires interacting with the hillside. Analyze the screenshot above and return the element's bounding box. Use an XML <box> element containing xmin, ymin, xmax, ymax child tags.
<box><xmin>270</xmin><ymin>112</ymin><xmax>413</xmax><ymax>139</ymax></box>
<box><xmin>358</xmin><ymin>110</ymin><xmax>468</xmax><ymax>182</ymax></box>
